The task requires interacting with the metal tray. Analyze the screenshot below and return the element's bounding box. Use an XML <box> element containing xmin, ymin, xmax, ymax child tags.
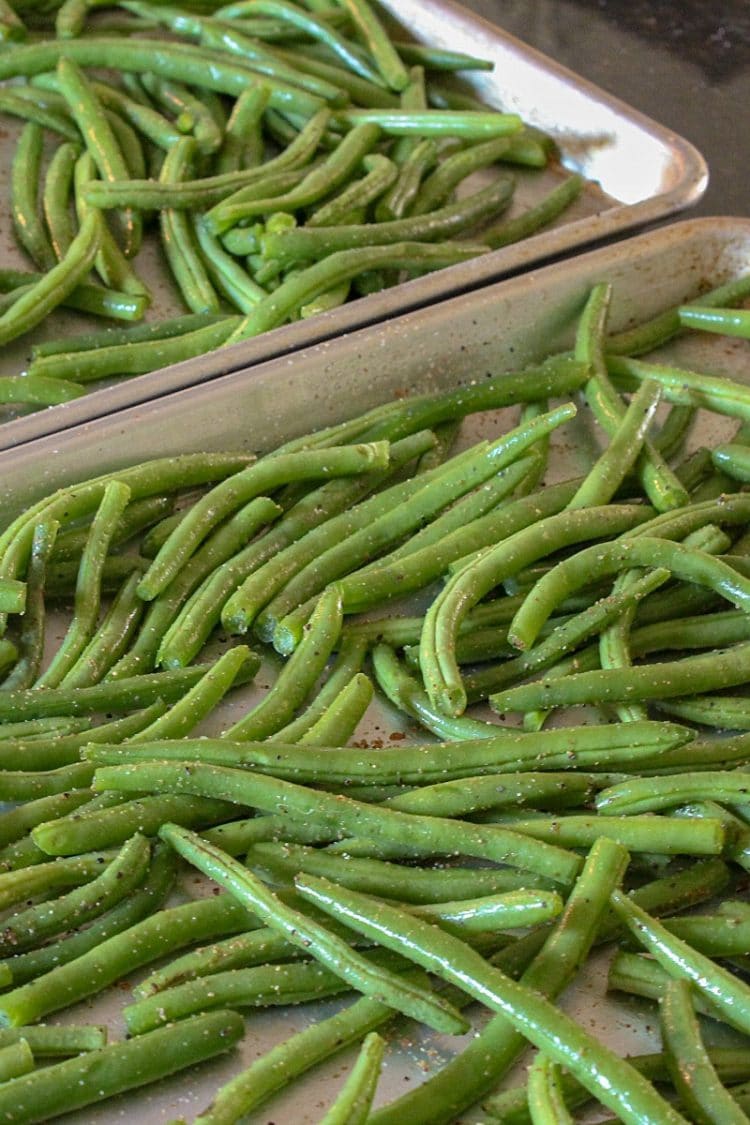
<box><xmin>0</xmin><ymin>0</ymin><xmax>707</xmax><ymax>453</ymax></box>
<box><xmin>0</xmin><ymin>216</ymin><xmax>748</xmax><ymax>1122</ymax></box>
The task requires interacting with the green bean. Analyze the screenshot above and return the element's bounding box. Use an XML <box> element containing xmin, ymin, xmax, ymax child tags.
<box><xmin>373</xmin><ymin>641</ymin><xmax>543</xmax><ymax>740</ymax></box>
<box><xmin>97</xmin><ymin>761</ymin><xmax>582</xmax><ymax>884</ymax></box>
<box><xmin>191</xmin><ymin>978</ymin><xmax>423</xmax><ymax>1125</ymax></box>
<box><xmin>85</xmin><ymin>718</ymin><xmax>689</xmax><ymax>784</ymax></box>
<box><xmin>133</xmin><ymin>924</ymin><xmax>303</xmax><ymax>997</ymax></box>
<box><xmin>0</xmin><ymin>791</ymin><xmax>95</xmax><ymax>854</ymax></box>
<box><xmin>332</xmin><ymin>0</ymin><xmax>407</xmax><ymax>90</ymax></box>
<box><xmin>0</xmin><ymin>886</ymin><xmax>255</xmax><ymax>1025</ymax></box>
<box><xmin>307</xmin><ymin>154</ymin><xmax>398</xmax><ymax>226</ymax></box>
<box><xmin>384</xmin><ymin>771</ymin><xmax>623</xmax><ymax>819</ymax></box>
<box><xmin>160</xmin><ymin>823</ymin><xmax>470</xmax><ymax>1035</ymax></box>
<box><xmin>227</xmin><ymin>239</ymin><xmax>488</xmax><ymax>340</ymax></box>
<box><xmin>611</xmin><ymin>890</ymin><xmax>750</xmax><ymax>1037</ymax></box>
<box><xmin>490</xmin><ymin>640</ymin><xmax>750</xmax><ymax>714</ymax></box>
<box><xmin>336</xmin><ymin>106</ymin><xmax>522</xmax><ymax>138</ymax></box>
<box><xmin>57</xmin><ymin>57</ymin><xmax>141</xmax><ymax>258</ymax></box>
<box><xmin>661</xmin><ymin>978</ymin><xmax>749</xmax><ymax>1125</ymax></box>
<box><xmin>250</xmin><ymin>0</ymin><xmax>384</xmax><ymax>84</ymax></box>
<box><xmin>270</xmin><ymin>422</ymin><xmax>573</xmax><ymax>653</ymax></box>
<box><xmin>527</xmin><ymin>1054</ymin><xmax>573</xmax><ymax>1125</ymax></box>
<box><xmin>596</xmin><ymin>770</ymin><xmax>750</xmax><ymax>816</ymax></box>
<box><xmin>139</xmin><ymin>441</ymin><xmax>388</xmax><ymax>601</ymax></box>
<box><xmin>32</xmin><ymin>312</ymin><xmax>223</xmax><ymax>360</ymax></box>
<box><xmin>713</xmin><ymin>443</ymin><xmax>750</xmax><ymax>484</ymax></box>
<box><xmin>0</xmin><ymin>665</ymin><xmax>214</xmax><ymax>722</ymax></box>
<box><xmin>137</xmin><ymin>644</ymin><xmax>259</xmax><ymax>740</ymax></box>
<box><xmin>37</xmin><ymin>480</ymin><xmax>131</xmax><ymax>688</ymax></box>
<box><xmin>273</xmin><ymin>43</ymin><xmax>399</xmax><ymax>107</ymax></box>
<box><xmin>160</xmin><ymin>136</ymin><xmax>222</xmax><ymax>314</ymax></box>
<box><xmin>485</xmin><ymin>813</ymin><xmax>725</xmax><ymax>855</ymax></box>
<box><xmin>215</xmin><ymin>83</ymin><xmax>270</xmax><ymax>173</ymax></box>
<box><xmin>509</xmin><ymin>536</ymin><xmax>750</xmax><ymax>652</ymax></box>
<box><xmin>568</xmin><ymin>380</ymin><xmax>663</xmax><ymax>509</ymax></box>
<box><xmin>141</xmin><ymin>73</ymin><xmax>224</xmax><ymax>154</ymax></box>
<box><xmin>477</xmin><ymin>568</ymin><xmax>668</xmax><ymax>697</ymax></box>
<box><xmin>0</xmin><ymin>1026</ymin><xmax>106</xmax><ymax>1057</ymax></box>
<box><xmin>2</xmin><ymin>841</ymin><xmax>177</xmax><ymax>986</ymax></box>
<box><xmin>0</xmin><ymin>209</ymin><xmax>103</xmax><ymax>348</ymax></box>
<box><xmin>340</xmin><ymin>477</ymin><xmax>581</xmax><ymax>615</ymax></box>
<box><xmin>319</xmin><ymin>1032</ymin><xmax>385</xmax><ymax>1125</ymax></box>
<box><xmin>414</xmin><ymin>134</ymin><xmax>545</xmax><ymax>217</ymax></box>
<box><xmin>71</xmin><ymin>148</ymin><xmax>150</xmax><ymax>299</ymax></box>
<box><xmin>261</xmin><ymin>174</ymin><xmax>513</xmax><ymax>264</ymax></box>
<box><xmin>0</xmin><ymin>375</ymin><xmax>84</xmax><ymax>409</ymax></box>
<box><xmin>300</xmin><ymin>671</ymin><xmax>373</xmax><ymax>745</ymax></box>
<box><xmin>247</xmin><ymin>841</ymin><xmax>555</xmax><ymax>903</ymax></box>
<box><xmin>411</xmin><ymin>889</ymin><xmax>563</xmax><ymax>936</ymax></box>
<box><xmin>83</xmin><ymin>108</ymin><xmax>331</xmax><ymax>210</ymax></box>
<box><xmin>146</xmin><ymin>436</ymin><xmax>433</xmax><ymax>668</ymax></box>
<box><xmin>609</xmin><ymin>353</ymin><xmax>750</xmax><ymax>423</ymax></box>
<box><xmin>11</xmin><ymin>122</ymin><xmax>56</xmax><ymax>272</ymax></box>
<box><xmin>42</xmin><ymin>141</ymin><xmax>80</xmax><ymax>262</ymax></box>
<box><xmin>0</xmin><ymin>37</ymin><xmax>327</xmax><ymax>118</ymax></box>
<box><xmin>0</xmin><ymin>849</ymin><xmax>117</xmax><ymax>913</ymax></box>
<box><xmin>193</xmin><ymin>216</ymin><xmax>268</xmax><ymax>310</ymax></box>
<box><xmin>60</xmin><ymin>570</ymin><xmax>145</xmax><ymax>688</ymax></box>
<box><xmin>422</xmin><ymin>502</ymin><xmax>651</xmax><ymax>717</ymax></box>
<box><xmin>1</xmin><ymin>524</ymin><xmax>57</xmax><ymax>692</ymax></box>
<box><xmin>207</xmin><ymin>121</ymin><xmax>382</xmax><ymax>231</ymax></box>
<box><xmin>579</xmin><ymin>283</ymin><xmax>688</xmax><ymax>512</ymax></box>
<box><xmin>109</xmin><ymin>496</ymin><xmax>280</xmax><ymax>678</ymax></box>
<box><xmin>0</xmin><ymin>833</ymin><xmax>150</xmax><ymax>956</ymax></box>
<box><xmin>33</xmin><ymin>793</ymin><xmax>240</xmax><ymax>856</ymax></box>
<box><xmin>304</xmin><ymin>842</ymin><xmax>685</xmax><ymax>1125</ymax></box>
<box><xmin>29</xmin><ymin>315</ymin><xmax>239</xmax><ymax>383</ymax></box>
<box><xmin>0</xmin><ymin>1010</ymin><xmax>243</xmax><ymax>1122</ymax></box>
<box><xmin>679</xmin><ymin>304</ymin><xmax>750</xmax><ymax>339</ymax></box>
<box><xmin>125</xmin><ymin>956</ymin><xmax>387</xmax><ymax>1036</ymax></box>
<box><xmin>376</xmin><ymin>136</ymin><xmax>437</xmax><ymax>219</ymax></box>
<box><xmin>0</xmin><ymin>1040</ymin><xmax>33</xmax><ymax>1084</ymax></box>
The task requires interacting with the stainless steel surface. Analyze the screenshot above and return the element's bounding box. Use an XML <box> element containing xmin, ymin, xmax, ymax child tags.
<box><xmin>0</xmin><ymin>0</ymin><xmax>707</xmax><ymax>452</ymax></box>
<box><xmin>2</xmin><ymin>216</ymin><xmax>747</xmax><ymax>1122</ymax></box>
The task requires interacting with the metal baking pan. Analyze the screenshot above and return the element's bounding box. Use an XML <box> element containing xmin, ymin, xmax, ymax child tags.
<box><xmin>0</xmin><ymin>215</ymin><xmax>746</xmax><ymax>1122</ymax></box>
<box><xmin>0</xmin><ymin>0</ymin><xmax>707</xmax><ymax>452</ymax></box>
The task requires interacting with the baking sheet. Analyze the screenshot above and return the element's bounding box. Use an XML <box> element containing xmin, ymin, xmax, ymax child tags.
<box><xmin>0</xmin><ymin>216</ymin><xmax>748</xmax><ymax>1121</ymax></box>
<box><xmin>1</xmin><ymin>219</ymin><xmax>750</xmax><ymax>1125</ymax></box>
<box><xmin>0</xmin><ymin>0</ymin><xmax>707</xmax><ymax>452</ymax></box>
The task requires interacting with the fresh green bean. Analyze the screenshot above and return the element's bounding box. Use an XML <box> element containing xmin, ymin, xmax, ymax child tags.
<box><xmin>37</xmin><ymin>480</ymin><xmax>131</xmax><ymax>688</ymax></box>
<box><xmin>0</xmin><ymin>1010</ymin><xmax>244</xmax><ymax>1122</ymax></box>
<box><xmin>0</xmin><ymin>38</ymin><xmax>328</xmax><ymax>119</ymax></box>
<box><xmin>320</xmin><ymin>1032</ymin><xmax>385</xmax><ymax>1125</ymax></box>
<box><xmin>679</xmin><ymin>304</ymin><xmax>750</xmax><ymax>339</ymax></box>
<box><xmin>527</xmin><ymin>1054</ymin><xmax>574</xmax><ymax>1125</ymax></box>
<box><xmin>611</xmin><ymin>890</ymin><xmax>750</xmax><ymax>1037</ymax></box>
<box><xmin>43</xmin><ymin>141</ymin><xmax>80</xmax><ymax>263</ymax></box>
<box><xmin>0</xmin><ymin>833</ymin><xmax>150</xmax><ymax>955</ymax></box>
<box><xmin>2</xmin><ymin>841</ymin><xmax>177</xmax><ymax>986</ymax></box>
<box><xmin>303</xmin><ymin>843</ymin><xmax>685</xmax><ymax>1125</ymax></box>
<box><xmin>11</xmin><ymin>122</ymin><xmax>56</xmax><ymax>272</ymax></box>
<box><xmin>84</xmin><ymin>718</ymin><xmax>690</xmax><ymax>784</ymax></box>
<box><xmin>159</xmin><ymin>823</ymin><xmax>470</xmax><ymax>1034</ymax></box>
<box><xmin>223</xmin><ymin>240</ymin><xmax>487</xmax><ymax>341</ymax></box>
<box><xmin>139</xmin><ymin>441</ymin><xmax>389</xmax><ymax>601</ymax></box>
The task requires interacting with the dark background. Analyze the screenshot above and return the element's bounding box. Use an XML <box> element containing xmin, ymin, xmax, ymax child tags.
<box><xmin>460</xmin><ymin>0</ymin><xmax>750</xmax><ymax>219</ymax></box>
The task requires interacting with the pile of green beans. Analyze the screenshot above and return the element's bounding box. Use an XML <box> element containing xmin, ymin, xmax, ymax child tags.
<box><xmin>0</xmin><ymin>0</ymin><xmax>585</xmax><ymax>418</ymax></box>
<box><xmin>2</xmin><ymin>274</ymin><xmax>750</xmax><ymax>1121</ymax></box>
